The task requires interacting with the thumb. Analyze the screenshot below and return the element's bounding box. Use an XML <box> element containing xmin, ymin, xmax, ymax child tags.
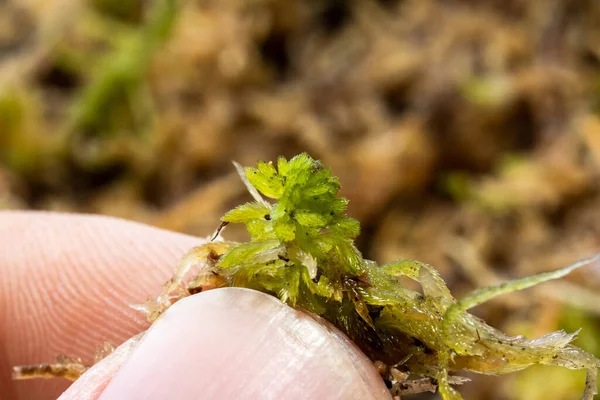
<box><xmin>61</xmin><ymin>288</ymin><xmax>391</xmax><ymax>400</ymax></box>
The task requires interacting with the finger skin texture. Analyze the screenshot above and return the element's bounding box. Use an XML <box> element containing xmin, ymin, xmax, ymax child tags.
<box><xmin>98</xmin><ymin>288</ymin><xmax>392</xmax><ymax>400</ymax></box>
<box><xmin>0</xmin><ymin>211</ymin><xmax>201</xmax><ymax>400</ymax></box>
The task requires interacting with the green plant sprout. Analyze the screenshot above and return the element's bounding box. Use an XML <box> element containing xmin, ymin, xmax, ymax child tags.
<box><xmin>13</xmin><ymin>154</ymin><xmax>600</xmax><ymax>399</ymax></box>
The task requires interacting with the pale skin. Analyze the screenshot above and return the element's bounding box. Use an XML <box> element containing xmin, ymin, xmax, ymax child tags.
<box><xmin>0</xmin><ymin>211</ymin><xmax>391</xmax><ymax>400</ymax></box>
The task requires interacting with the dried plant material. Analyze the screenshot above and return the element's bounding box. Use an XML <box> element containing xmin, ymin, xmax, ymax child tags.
<box><xmin>14</xmin><ymin>155</ymin><xmax>600</xmax><ymax>400</ymax></box>
<box><xmin>13</xmin><ymin>356</ymin><xmax>88</xmax><ymax>382</ymax></box>
<box><xmin>93</xmin><ymin>342</ymin><xmax>115</xmax><ymax>364</ymax></box>
<box><xmin>12</xmin><ymin>342</ymin><xmax>115</xmax><ymax>382</ymax></box>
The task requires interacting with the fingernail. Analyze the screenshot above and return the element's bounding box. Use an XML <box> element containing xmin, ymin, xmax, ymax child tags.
<box><xmin>98</xmin><ymin>288</ymin><xmax>390</xmax><ymax>400</ymax></box>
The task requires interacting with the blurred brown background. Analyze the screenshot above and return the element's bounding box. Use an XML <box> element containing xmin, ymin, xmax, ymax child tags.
<box><xmin>2</xmin><ymin>0</ymin><xmax>600</xmax><ymax>398</ymax></box>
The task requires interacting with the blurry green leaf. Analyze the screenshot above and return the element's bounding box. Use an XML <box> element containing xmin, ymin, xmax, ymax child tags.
<box><xmin>222</xmin><ymin>202</ymin><xmax>271</xmax><ymax>223</ymax></box>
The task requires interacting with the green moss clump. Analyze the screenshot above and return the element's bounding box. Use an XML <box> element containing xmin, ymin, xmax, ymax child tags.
<box><xmin>202</xmin><ymin>154</ymin><xmax>599</xmax><ymax>399</ymax></box>
<box><xmin>12</xmin><ymin>154</ymin><xmax>600</xmax><ymax>398</ymax></box>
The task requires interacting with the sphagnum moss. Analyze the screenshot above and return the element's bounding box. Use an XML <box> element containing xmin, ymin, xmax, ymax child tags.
<box><xmin>14</xmin><ymin>154</ymin><xmax>600</xmax><ymax>399</ymax></box>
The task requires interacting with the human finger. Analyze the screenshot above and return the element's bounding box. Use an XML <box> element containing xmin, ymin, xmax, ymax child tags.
<box><xmin>92</xmin><ymin>288</ymin><xmax>390</xmax><ymax>400</ymax></box>
<box><xmin>0</xmin><ymin>211</ymin><xmax>201</xmax><ymax>399</ymax></box>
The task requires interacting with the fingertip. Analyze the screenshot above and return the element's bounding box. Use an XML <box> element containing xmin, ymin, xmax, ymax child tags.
<box><xmin>0</xmin><ymin>211</ymin><xmax>204</xmax><ymax>400</ymax></box>
<box><xmin>98</xmin><ymin>288</ymin><xmax>391</xmax><ymax>400</ymax></box>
